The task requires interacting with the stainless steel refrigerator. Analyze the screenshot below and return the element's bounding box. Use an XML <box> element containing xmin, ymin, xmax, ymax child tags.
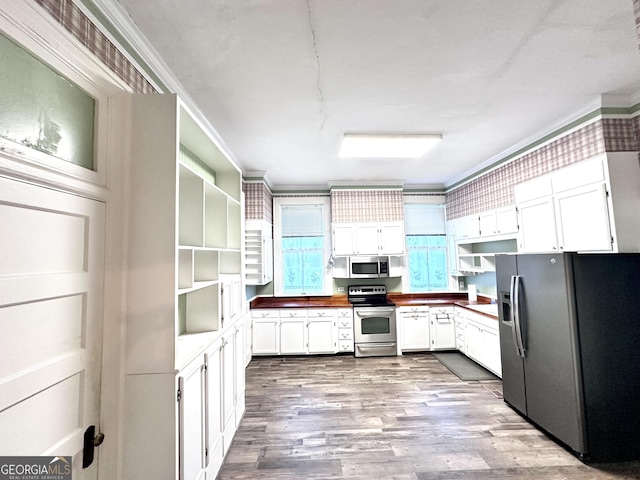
<box><xmin>496</xmin><ymin>253</ymin><xmax>640</xmax><ymax>462</ymax></box>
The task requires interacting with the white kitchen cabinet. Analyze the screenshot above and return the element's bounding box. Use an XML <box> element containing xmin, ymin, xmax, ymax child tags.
<box><xmin>430</xmin><ymin>307</ymin><xmax>456</xmax><ymax>350</ymax></box>
<box><xmin>204</xmin><ymin>339</ymin><xmax>224</xmax><ymax>479</ymax></box>
<box><xmin>495</xmin><ymin>205</ymin><xmax>519</xmax><ymax>235</ymax></box>
<box><xmin>251</xmin><ymin>310</ymin><xmax>280</xmax><ymax>355</ymax></box>
<box><xmin>378</xmin><ymin>222</ymin><xmax>406</xmax><ymax>254</ymax></box>
<box><xmin>398</xmin><ymin>306</ymin><xmax>430</xmax><ymax>351</ymax></box>
<box><xmin>244</xmin><ymin>219</ymin><xmax>273</xmax><ymax>285</ymax></box>
<box><xmin>554</xmin><ymin>183</ymin><xmax>612</xmax><ymax>252</ymax></box>
<box><xmin>221</xmin><ymin>274</ymin><xmax>243</xmax><ymax>329</ymax></box>
<box><xmin>456</xmin><ymin>307</ymin><xmax>501</xmax><ymax>377</ymax></box>
<box><xmin>479</xmin><ymin>210</ymin><xmax>498</xmax><ymax>237</ymax></box>
<box><xmin>515</xmin><ymin>154</ymin><xmax>640</xmax><ymax>254</ymax></box>
<box><xmin>234</xmin><ymin>320</ymin><xmax>246</xmax><ymax>428</ymax></box>
<box><xmin>332</xmin><ymin>223</ymin><xmax>356</xmax><ymax>256</ymax></box>
<box><xmin>280</xmin><ymin>317</ymin><xmax>308</xmax><ymax>354</ymax></box>
<box><xmin>251</xmin><ymin>308</ymin><xmax>341</xmax><ymax>355</ymax></box>
<box><xmin>336</xmin><ymin>308</ymin><xmax>355</xmax><ymax>352</ymax></box>
<box><xmin>354</xmin><ymin>223</ymin><xmax>381</xmax><ymax>254</ymax></box>
<box><xmin>480</xmin><ymin>205</ymin><xmax>519</xmax><ymax>238</ymax></box>
<box><xmin>464</xmin><ymin>320</ymin><xmax>483</xmax><ymax>363</ymax></box>
<box><xmin>454</xmin><ymin>309</ymin><xmax>466</xmax><ymax>352</ymax></box>
<box><xmin>221</xmin><ymin>330</ymin><xmax>236</xmax><ymax>455</ymax></box>
<box><xmin>332</xmin><ymin>221</ymin><xmax>405</xmax><ymax>255</ymax></box>
<box><xmin>179</xmin><ymin>356</ymin><xmax>206</xmax><ymax>480</ymax></box>
<box><xmin>118</xmin><ymin>93</ymin><xmax>244</xmax><ymax>480</ymax></box>
<box><xmin>516</xmin><ymin>196</ymin><xmax>558</xmax><ymax>253</ymax></box>
<box><xmin>308</xmin><ymin>317</ymin><xmax>337</xmax><ymax>353</ymax></box>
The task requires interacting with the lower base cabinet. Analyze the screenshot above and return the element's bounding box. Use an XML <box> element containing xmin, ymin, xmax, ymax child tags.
<box><xmin>123</xmin><ymin>315</ymin><xmax>246</xmax><ymax>480</ymax></box>
<box><xmin>430</xmin><ymin>307</ymin><xmax>456</xmax><ymax>350</ymax></box>
<box><xmin>398</xmin><ymin>306</ymin><xmax>456</xmax><ymax>352</ymax></box>
<box><xmin>252</xmin><ymin>308</ymin><xmax>351</xmax><ymax>355</ymax></box>
<box><xmin>455</xmin><ymin>307</ymin><xmax>501</xmax><ymax>377</ymax></box>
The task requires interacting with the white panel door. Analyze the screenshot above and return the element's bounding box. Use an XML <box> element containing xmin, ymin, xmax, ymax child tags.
<box><xmin>0</xmin><ymin>177</ymin><xmax>105</xmax><ymax>478</ymax></box>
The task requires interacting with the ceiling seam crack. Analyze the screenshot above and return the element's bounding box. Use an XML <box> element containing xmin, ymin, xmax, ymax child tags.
<box><xmin>306</xmin><ymin>0</ymin><xmax>327</xmax><ymax>130</ymax></box>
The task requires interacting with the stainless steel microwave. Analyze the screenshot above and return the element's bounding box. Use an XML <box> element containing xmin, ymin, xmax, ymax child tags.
<box><xmin>349</xmin><ymin>256</ymin><xmax>390</xmax><ymax>279</ymax></box>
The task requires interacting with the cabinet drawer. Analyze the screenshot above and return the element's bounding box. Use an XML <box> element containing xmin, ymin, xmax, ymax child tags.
<box><xmin>338</xmin><ymin>340</ymin><xmax>354</xmax><ymax>352</ymax></box>
<box><xmin>307</xmin><ymin>309</ymin><xmax>336</xmax><ymax>318</ymax></box>
<box><xmin>251</xmin><ymin>309</ymin><xmax>279</xmax><ymax>319</ymax></box>
<box><xmin>337</xmin><ymin>329</ymin><xmax>353</xmax><ymax>341</ymax></box>
<box><xmin>456</xmin><ymin>339</ymin><xmax>465</xmax><ymax>351</ymax></box>
<box><xmin>280</xmin><ymin>309</ymin><xmax>307</xmax><ymax>318</ymax></box>
<box><xmin>338</xmin><ymin>318</ymin><xmax>353</xmax><ymax>329</ymax></box>
<box><xmin>431</xmin><ymin>307</ymin><xmax>453</xmax><ymax>315</ymax></box>
<box><xmin>337</xmin><ymin>308</ymin><xmax>353</xmax><ymax>318</ymax></box>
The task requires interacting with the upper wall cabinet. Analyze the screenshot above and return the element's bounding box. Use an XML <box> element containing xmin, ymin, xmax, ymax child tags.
<box><xmin>453</xmin><ymin>206</ymin><xmax>518</xmax><ymax>242</ymax></box>
<box><xmin>332</xmin><ymin>221</ymin><xmax>405</xmax><ymax>256</ymax></box>
<box><xmin>514</xmin><ymin>153</ymin><xmax>640</xmax><ymax>253</ymax></box>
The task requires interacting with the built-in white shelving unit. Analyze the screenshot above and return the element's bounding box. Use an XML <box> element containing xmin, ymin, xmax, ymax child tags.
<box><xmin>118</xmin><ymin>93</ymin><xmax>245</xmax><ymax>480</ymax></box>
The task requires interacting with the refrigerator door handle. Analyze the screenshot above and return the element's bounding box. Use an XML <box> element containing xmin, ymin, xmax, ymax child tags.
<box><xmin>508</xmin><ymin>275</ymin><xmax>520</xmax><ymax>356</ymax></box>
<box><xmin>513</xmin><ymin>275</ymin><xmax>526</xmax><ymax>358</ymax></box>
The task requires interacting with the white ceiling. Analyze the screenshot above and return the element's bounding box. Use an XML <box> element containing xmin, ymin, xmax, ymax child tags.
<box><xmin>112</xmin><ymin>0</ymin><xmax>640</xmax><ymax>190</ymax></box>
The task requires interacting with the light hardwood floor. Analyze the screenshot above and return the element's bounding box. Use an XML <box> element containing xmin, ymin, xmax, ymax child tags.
<box><xmin>217</xmin><ymin>354</ymin><xmax>640</xmax><ymax>479</ymax></box>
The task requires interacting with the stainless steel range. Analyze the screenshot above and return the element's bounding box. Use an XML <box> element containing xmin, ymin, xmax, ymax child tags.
<box><xmin>348</xmin><ymin>285</ymin><xmax>397</xmax><ymax>357</ymax></box>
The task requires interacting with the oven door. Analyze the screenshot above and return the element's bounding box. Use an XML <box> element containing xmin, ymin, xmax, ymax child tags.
<box><xmin>354</xmin><ymin>307</ymin><xmax>397</xmax><ymax>343</ymax></box>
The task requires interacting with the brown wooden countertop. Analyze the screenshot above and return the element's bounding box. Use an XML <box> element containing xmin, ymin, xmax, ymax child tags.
<box><xmin>453</xmin><ymin>300</ymin><xmax>499</xmax><ymax>319</ymax></box>
<box><xmin>250</xmin><ymin>295</ymin><xmax>351</xmax><ymax>309</ymax></box>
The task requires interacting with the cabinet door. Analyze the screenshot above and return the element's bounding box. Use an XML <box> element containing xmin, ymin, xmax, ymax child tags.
<box><xmin>204</xmin><ymin>341</ymin><xmax>224</xmax><ymax>476</ymax></box>
<box><xmin>464</xmin><ymin>215</ymin><xmax>481</xmax><ymax>239</ymax></box>
<box><xmin>496</xmin><ymin>205</ymin><xmax>518</xmax><ymax>235</ymax></box>
<box><xmin>431</xmin><ymin>314</ymin><xmax>456</xmax><ymax>350</ymax></box>
<box><xmin>234</xmin><ymin>321</ymin><xmax>246</xmax><ymax>425</ymax></box>
<box><xmin>308</xmin><ymin>318</ymin><xmax>337</xmax><ymax>353</ymax></box>
<box><xmin>179</xmin><ymin>359</ymin><xmax>206</xmax><ymax>480</ymax></box>
<box><xmin>479</xmin><ymin>211</ymin><xmax>497</xmax><ymax>237</ymax></box>
<box><xmin>465</xmin><ymin>321</ymin><xmax>483</xmax><ymax>363</ymax></box>
<box><xmin>401</xmin><ymin>314</ymin><xmax>430</xmax><ymax>350</ymax></box>
<box><xmin>280</xmin><ymin>318</ymin><xmax>308</xmax><ymax>354</ymax></box>
<box><xmin>554</xmin><ymin>183</ymin><xmax>612</xmax><ymax>252</ymax></box>
<box><xmin>333</xmin><ymin>223</ymin><xmax>356</xmax><ymax>255</ymax></box>
<box><xmin>252</xmin><ymin>319</ymin><xmax>279</xmax><ymax>354</ymax></box>
<box><xmin>517</xmin><ymin>196</ymin><xmax>558</xmax><ymax>253</ymax></box>
<box><xmin>379</xmin><ymin>222</ymin><xmax>405</xmax><ymax>255</ymax></box>
<box><xmin>354</xmin><ymin>223</ymin><xmax>380</xmax><ymax>255</ymax></box>
<box><xmin>482</xmin><ymin>327</ymin><xmax>501</xmax><ymax>377</ymax></box>
<box><xmin>221</xmin><ymin>333</ymin><xmax>236</xmax><ymax>452</ymax></box>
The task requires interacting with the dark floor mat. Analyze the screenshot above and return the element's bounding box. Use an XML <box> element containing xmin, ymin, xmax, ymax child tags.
<box><xmin>432</xmin><ymin>352</ymin><xmax>499</xmax><ymax>381</ymax></box>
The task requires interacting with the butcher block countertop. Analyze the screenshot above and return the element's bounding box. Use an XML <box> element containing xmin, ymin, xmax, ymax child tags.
<box><xmin>250</xmin><ymin>293</ymin><xmax>498</xmax><ymax>319</ymax></box>
<box><xmin>250</xmin><ymin>295</ymin><xmax>351</xmax><ymax>309</ymax></box>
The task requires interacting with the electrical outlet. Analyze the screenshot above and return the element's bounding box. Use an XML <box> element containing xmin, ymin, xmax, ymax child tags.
<box><xmin>459</xmin><ymin>280</ymin><xmax>465</xmax><ymax>289</ymax></box>
<box><xmin>337</xmin><ymin>286</ymin><xmax>345</xmax><ymax>292</ymax></box>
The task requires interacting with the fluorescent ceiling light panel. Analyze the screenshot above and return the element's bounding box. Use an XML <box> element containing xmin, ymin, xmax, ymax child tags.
<box><xmin>339</xmin><ymin>134</ymin><xmax>442</xmax><ymax>158</ymax></box>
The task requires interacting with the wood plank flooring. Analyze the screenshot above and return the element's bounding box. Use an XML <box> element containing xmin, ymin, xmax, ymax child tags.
<box><xmin>217</xmin><ymin>354</ymin><xmax>640</xmax><ymax>479</ymax></box>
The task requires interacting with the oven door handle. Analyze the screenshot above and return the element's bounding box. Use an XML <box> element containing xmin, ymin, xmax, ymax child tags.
<box><xmin>356</xmin><ymin>342</ymin><xmax>396</xmax><ymax>349</ymax></box>
<box><xmin>355</xmin><ymin>307</ymin><xmax>395</xmax><ymax>317</ymax></box>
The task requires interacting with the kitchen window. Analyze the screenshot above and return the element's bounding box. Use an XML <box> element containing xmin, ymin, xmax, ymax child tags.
<box><xmin>404</xmin><ymin>202</ymin><xmax>448</xmax><ymax>292</ymax></box>
<box><xmin>273</xmin><ymin>196</ymin><xmax>332</xmax><ymax>296</ymax></box>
